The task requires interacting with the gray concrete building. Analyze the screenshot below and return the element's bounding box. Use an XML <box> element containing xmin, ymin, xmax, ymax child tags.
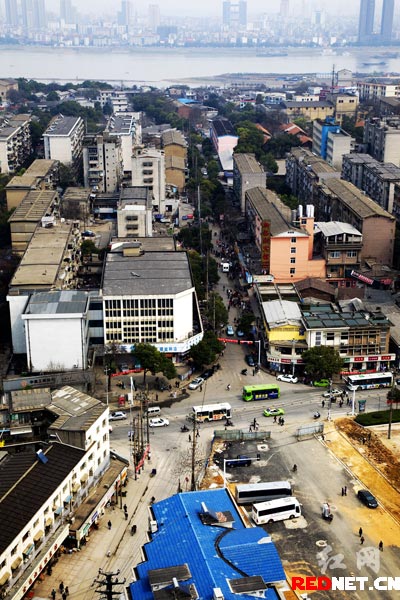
<box><xmin>364</xmin><ymin>117</ymin><xmax>400</xmax><ymax>166</ymax></box>
<box><xmin>233</xmin><ymin>153</ymin><xmax>266</xmax><ymax>213</ymax></box>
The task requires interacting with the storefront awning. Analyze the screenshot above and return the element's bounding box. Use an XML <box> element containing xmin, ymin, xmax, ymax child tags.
<box><xmin>33</xmin><ymin>530</ymin><xmax>44</xmax><ymax>542</ymax></box>
<box><xmin>72</xmin><ymin>482</ymin><xmax>80</xmax><ymax>493</ymax></box>
<box><xmin>11</xmin><ymin>557</ymin><xmax>22</xmax><ymax>570</ymax></box>
<box><xmin>45</xmin><ymin>517</ymin><xmax>53</xmax><ymax>527</ymax></box>
<box><xmin>23</xmin><ymin>543</ymin><xmax>35</xmax><ymax>556</ymax></box>
<box><xmin>0</xmin><ymin>572</ymin><xmax>10</xmax><ymax>586</ymax></box>
<box><xmin>80</xmin><ymin>473</ymin><xmax>88</xmax><ymax>483</ymax></box>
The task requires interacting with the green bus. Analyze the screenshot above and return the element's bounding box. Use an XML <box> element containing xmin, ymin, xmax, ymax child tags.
<box><xmin>242</xmin><ymin>384</ymin><xmax>280</xmax><ymax>401</ymax></box>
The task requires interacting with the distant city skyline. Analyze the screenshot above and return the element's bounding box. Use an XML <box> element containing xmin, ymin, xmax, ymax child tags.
<box><xmin>39</xmin><ymin>0</ymin><xmax>362</xmax><ymax>17</ymax></box>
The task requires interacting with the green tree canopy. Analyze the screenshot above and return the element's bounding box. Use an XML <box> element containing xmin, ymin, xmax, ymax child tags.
<box><xmin>188</xmin><ymin>332</ymin><xmax>224</xmax><ymax>369</ymax></box>
<box><xmin>202</xmin><ymin>292</ymin><xmax>228</xmax><ymax>331</ymax></box>
<box><xmin>133</xmin><ymin>343</ymin><xmax>177</xmax><ymax>383</ymax></box>
<box><xmin>301</xmin><ymin>346</ymin><xmax>344</xmax><ymax>380</ymax></box>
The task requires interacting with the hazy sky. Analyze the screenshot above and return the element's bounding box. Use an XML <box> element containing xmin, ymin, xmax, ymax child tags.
<box><xmin>44</xmin><ymin>0</ymin><xmax>359</xmax><ymax>18</ymax></box>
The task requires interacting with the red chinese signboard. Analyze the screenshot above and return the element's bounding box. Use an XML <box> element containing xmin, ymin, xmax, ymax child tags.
<box><xmin>261</xmin><ymin>220</ymin><xmax>271</xmax><ymax>271</ymax></box>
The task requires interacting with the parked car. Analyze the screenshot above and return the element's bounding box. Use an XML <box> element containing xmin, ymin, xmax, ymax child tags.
<box><xmin>188</xmin><ymin>377</ymin><xmax>204</xmax><ymax>390</ymax></box>
<box><xmin>225</xmin><ymin>455</ymin><xmax>252</xmax><ymax>468</ymax></box>
<box><xmin>357</xmin><ymin>489</ymin><xmax>378</xmax><ymax>509</ymax></box>
<box><xmin>201</xmin><ymin>369</ymin><xmax>214</xmax><ymax>380</ymax></box>
<box><xmin>226</xmin><ymin>325</ymin><xmax>234</xmax><ymax>336</ymax></box>
<box><xmin>149</xmin><ymin>417</ymin><xmax>170</xmax><ymax>427</ymax></box>
<box><xmin>276</xmin><ymin>374</ymin><xmax>298</xmax><ymax>384</ymax></box>
<box><xmin>313</xmin><ymin>379</ymin><xmax>330</xmax><ymax>387</ymax></box>
<box><xmin>109</xmin><ymin>411</ymin><xmax>127</xmax><ymax>421</ymax></box>
<box><xmin>245</xmin><ymin>354</ymin><xmax>256</xmax><ymax>367</ymax></box>
<box><xmin>322</xmin><ymin>388</ymin><xmax>342</xmax><ymax>398</ymax></box>
<box><xmin>237</xmin><ymin>329</ymin><xmax>244</xmax><ymax>337</ymax></box>
<box><xmin>263</xmin><ymin>407</ymin><xmax>285</xmax><ymax>417</ymax></box>
<box><xmin>82</xmin><ymin>230</ymin><xmax>96</xmax><ymax>237</ymax></box>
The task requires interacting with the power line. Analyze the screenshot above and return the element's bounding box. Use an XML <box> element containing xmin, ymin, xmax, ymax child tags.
<box><xmin>93</xmin><ymin>569</ymin><xmax>126</xmax><ymax>600</ymax></box>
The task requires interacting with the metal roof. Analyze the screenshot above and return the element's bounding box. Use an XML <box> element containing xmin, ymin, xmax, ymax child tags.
<box><xmin>262</xmin><ymin>300</ymin><xmax>302</xmax><ymax>328</ymax></box>
<box><xmin>314</xmin><ymin>221</ymin><xmax>362</xmax><ymax>237</ymax></box>
<box><xmin>233</xmin><ymin>153</ymin><xmax>264</xmax><ymax>175</ymax></box>
<box><xmin>322</xmin><ymin>179</ymin><xmax>394</xmax><ymax>220</ymax></box>
<box><xmin>24</xmin><ymin>290</ymin><xmax>90</xmax><ymax>316</ymax></box>
<box><xmin>130</xmin><ymin>489</ymin><xmax>284</xmax><ymax>600</ymax></box>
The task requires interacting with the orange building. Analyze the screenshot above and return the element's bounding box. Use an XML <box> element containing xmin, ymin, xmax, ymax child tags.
<box><xmin>245</xmin><ymin>187</ymin><xmax>326</xmax><ymax>283</ymax></box>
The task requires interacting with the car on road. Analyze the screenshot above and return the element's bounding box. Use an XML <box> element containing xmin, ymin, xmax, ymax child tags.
<box><xmin>357</xmin><ymin>489</ymin><xmax>378</xmax><ymax>509</ymax></box>
<box><xmin>245</xmin><ymin>354</ymin><xmax>256</xmax><ymax>367</ymax></box>
<box><xmin>237</xmin><ymin>329</ymin><xmax>244</xmax><ymax>337</ymax></box>
<box><xmin>322</xmin><ymin>388</ymin><xmax>342</xmax><ymax>398</ymax></box>
<box><xmin>188</xmin><ymin>377</ymin><xmax>204</xmax><ymax>390</ymax></box>
<box><xmin>226</xmin><ymin>325</ymin><xmax>234</xmax><ymax>336</ymax></box>
<box><xmin>263</xmin><ymin>407</ymin><xmax>285</xmax><ymax>417</ymax></box>
<box><xmin>149</xmin><ymin>417</ymin><xmax>170</xmax><ymax>427</ymax></box>
<box><xmin>201</xmin><ymin>369</ymin><xmax>214</xmax><ymax>380</ymax></box>
<box><xmin>82</xmin><ymin>230</ymin><xmax>96</xmax><ymax>237</ymax></box>
<box><xmin>109</xmin><ymin>411</ymin><xmax>127</xmax><ymax>421</ymax></box>
<box><xmin>276</xmin><ymin>374</ymin><xmax>298</xmax><ymax>384</ymax></box>
<box><xmin>313</xmin><ymin>379</ymin><xmax>330</xmax><ymax>387</ymax></box>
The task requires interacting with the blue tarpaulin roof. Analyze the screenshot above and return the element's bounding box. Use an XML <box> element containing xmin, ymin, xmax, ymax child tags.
<box><xmin>129</xmin><ymin>489</ymin><xmax>285</xmax><ymax>600</ymax></box>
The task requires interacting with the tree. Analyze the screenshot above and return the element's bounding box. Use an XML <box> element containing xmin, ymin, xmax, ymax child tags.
<box><xmin>59</xmin><ymin>163</ymin><xmax>77</xmax><ymax>189</ymax></box>
<box><xmin>202</xmin><ymin>292</ymin><xmax>228</xmax><ymax>331</ymax></box>
<box><xmin>132</xmin><ymin>343</ymin><xmax>177</xmax><ymax>383</ymax></box>
<box><xmin>301</xmin><ymin>346</ymin><xmax>344</xmax><ymax>380</ymax></box>
<box><xmin>188</xmin><ymin>332</ymin><xmax>224</xmax><ymax>369</ymax></box>
<box><xmin>46</xmin><ymin>90</ymin><xmax>60</xmax><ymax>101</ymax></box>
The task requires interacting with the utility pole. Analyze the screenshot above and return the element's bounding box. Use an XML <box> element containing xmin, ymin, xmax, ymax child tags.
<box><xmin>94</xmin><ymin>569</ymin><xmax>125</xmax><ymax>600</ymax></box>
<box><xmin>190</xmin><ymin>415</ymin><xmax>197</xmax><ymax>491</ymax></box>
<box><xmin>104</xmin><ymin>366</ymin><xmax>110</xmax><ymax>406</ymax></box>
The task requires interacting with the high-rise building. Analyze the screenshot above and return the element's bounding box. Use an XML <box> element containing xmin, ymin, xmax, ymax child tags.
<box><xmin>33</xmin><ymin>0</ymin><xmax>47</xmax><ymax>29</ymax></box>
<box><xmin>358</xmin><ymin>0</ymin><xmax>375</xmax><ymax>43</ymax></box>
<box><xmin>381</xmin><ymin>0</ymin><xmax>394</xmax><ymax>43</ymax></box>
<box><xmin>222</xmin><ymin>0</ymin><xmax>247</xmax><ymax>28</ymax></box>
<box><xmin>21</xmin><ymin>0</ymin><xmax>34</xmax><ymax>30</ymax></box>
<box><xmin>5</xmin><ymin>0</ymin><xmax>19</xmax><ymax>27</ymax></box>
<box><xmin>118</xmin><ymin>0</ymin><xmax>132</xmax><ymax>27</ymax></box>
<box><xmin>280</xmin><ymin>0</ymin><xmax>289</xmax><ymax>17</ymax></box>
<box><xmin>60</xmin><ymin>0</ymin><xmax>74</xmax><ymax>23</ymax></box>
<box><xmin>148</xmin><ymin>4</ymin><xmax>160</xmax><ymax>32</ymax></box>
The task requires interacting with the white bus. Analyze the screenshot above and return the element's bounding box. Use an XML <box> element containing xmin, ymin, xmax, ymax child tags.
<box><xmin>191</xmin><ymin>402</ymin><xmax>231</xmax><ymax>423</ymax></box>
<box><xmin>344</xmin><ymin>372</ymin><xmax>393</xmax><ymax>391</ymax></box>
<box><xmin>252</xmin><ymin>497</ymin><xmax>301</xmax><ymax>525</ymax></box>
<box><xmin>236</xmin><ymin>481</ymin><xmax>292</xmax><ymax>505</ymax></box>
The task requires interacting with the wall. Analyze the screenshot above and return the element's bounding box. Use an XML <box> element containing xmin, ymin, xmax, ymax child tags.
<box><xmin>362</xmin><ymin>216</ymin><xmax>395</xmax><ymax>265</ymax></box>
<box><xmin>270</xmin><ymin>235</ymin><xmax>326</xmax><ymax>283</ymax></box>
<box><xmin>173</xmin><ymin>289</ymin><xmax>194</xmax><ymax>342</ymax></box>
<box><xmin>45</xmin><ymin>136</ymin><xmax>73</xmax><ymax>163</ymax></box>
<box><xmin>7</xmin><ymin>294</ymin><xmax>30</xmax><ymax>354</ymax></box>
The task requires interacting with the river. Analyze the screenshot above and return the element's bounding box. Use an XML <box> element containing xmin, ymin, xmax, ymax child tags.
<box><xmin>1</xmin><ymin>45</ymin><xmax>399</xmax><ymax>87</ymax></box>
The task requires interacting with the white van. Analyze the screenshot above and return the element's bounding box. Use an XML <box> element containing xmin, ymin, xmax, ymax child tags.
<box><xmin>146</xmin><ymin>406</ymin><xmax>161</xmax><ymax>417</ymax></box>
<box><xmin>221</xmin><ymin>262</ymin><xmax>230</xmax><ymax>273</ymax></box>
<box><xmin>252</xmin><ymin>496</ymin><xmax>301</xmax><ymax>524</ymax></box>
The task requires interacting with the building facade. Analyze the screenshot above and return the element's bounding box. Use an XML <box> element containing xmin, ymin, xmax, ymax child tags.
<box><xmin>116</xmin><ymin>187</ymin><xmax>153</xmax><ymax>238</ymax></box>
<box><xmin>131</xmin><ymin>147</ymin><xmax>166</xmax><ymax>213</ymax></box>
<box><xmin>0</xmin><ymin>114</ymin><xmax>32</xmax><ymax>175</ymax></box>
<box><xmin>43</xmin><ymin>114</ymin><xmax>84</xmax><ymax>177</ymax></box>
<box><xmin>83</xmin><ymin>133</ymin><xmax>123</xmax><ymax>193</ymax></box>
<box><xmin>105</xmin><ymin>112</ymin><xmax>142</xmax><ymax>177</ymax></box>
<box><xmin>233</xmin><ymin>153</ymin><xmax>266</xmax><ymax>213</ymax></box>
<box><xmin>364</xmin><ymin>117</ymin><xmax>400</xmax><ymax>166</ymax></box>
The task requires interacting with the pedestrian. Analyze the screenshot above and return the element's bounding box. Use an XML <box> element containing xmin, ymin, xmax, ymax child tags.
<box><xmin>344</xmin><ymin>486</ymin><xmax>347</xmax><ymax>496</ymax></box>
<box><xmin>273</xmin><ymin>415</ymin><xmax>277</xmax><ymax>423</ymax></box>
<box><xmin>341</xmin><ymin>487</ymin><xmax>344</xmax><ymax>496</ymax></box>
<box><xmin>253</xmin><ymin>418</ymin><xmax>257</xmax><ymax>428</ymax></box>
<box><xmin>65</xmin><ymin>586</ymin><xmax>69</xmax><ymax>597</ymax></box>
<box><xmin>51</xmin><ymin>590</ymin><xmax>56</xmax><ymax>600</ymax></box>
<box><xmin>107</xmin><ymin>520</ymin><xmax>112</xmax><ymax>530</ymax></box>
<box><xmin>123</xmin><ymin>504</ymin><xmax>127</xmax><ymax>513</ymax></box>
<box><xmin>249</xmin><ymin>424</ymin><xmax>253</xmax><ymax>432</ymax></box>
<box><xmin>124</xmin><ymin>511</ymin><xmax>128</xmax><ymax>520</ymax></box>
<box><xmin>188</xmin><ymin>434</ymin><xmax>191</xmax><ymax>442</ymax></box>
<box><xmin>155</xmin><ymin>393</ymin><xmax>159</xmax><ymax>402</ymax></box>
<box><xmin>59</xmin><ymin>581</ymin><xmax>64</xmax><ymax>593</ymax></box>
<box><xmin>196</xmin><ymin>429</ymin><xmax>200</xmax><ymax>438</ymax></box>
<box><xmin>359</xmin><ymin>527</ymin><xmax>363</xmax><ymax>537</ymax></box>
<box><xmin>322</xmin><ymin>399</ymin><xmax>325</xmax><ymax>408</ymax></box>
<box><xmin>360</xmin><ymin>536</ymin><xmax>365</xmax><ymax>545</ymax></box>
<box><xmin>200</xmin><ymin>385</ymin><xmax>203</xmax><ymax>392</ymax></box>
<box><xmin>253</xmin><ymin>369</ymin><xmax>256</xmax><ymax>376</ymax></box>
<box><xmin>62</xmin><ymin>593</ymin><xmax>67</xmax><ymax>600</ymax></box>
<box><xmin>379</xmin><ymin>540</ymin><xmax>383</xmax><ymax>552</ymax></box>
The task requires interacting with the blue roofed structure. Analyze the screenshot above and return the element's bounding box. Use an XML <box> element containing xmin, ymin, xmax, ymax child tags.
<box><xmin>128</xmin><ymin>489</ymin><xmax>286</xmax><ymax>600</ymax></box>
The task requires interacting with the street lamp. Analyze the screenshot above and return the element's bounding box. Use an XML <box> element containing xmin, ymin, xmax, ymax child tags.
<box><xmin>255</xmin><ymin>340</ymin><xmax>261</xmax><ymax>367</ymax></box>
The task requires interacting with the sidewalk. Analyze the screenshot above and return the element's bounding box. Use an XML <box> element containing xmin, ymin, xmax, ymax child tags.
<box><xmin>32</xmin><ymin>465</ymin><xmax>153</xmax><ymax>600</ymax></box>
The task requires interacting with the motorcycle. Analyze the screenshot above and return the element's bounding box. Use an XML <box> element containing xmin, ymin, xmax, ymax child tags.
<box><xmin>180</xmin><ymin>425</ymin><xmax>189</xmax><ymax>432</ymax></box>
<box><xmin>241</xmin><ymin>368</ymin><xmax>248</xmax><ymax>376</ymax></box>
<box><xmin>314</xmin><ymin>412</ymin><xmax>321</xmax><ymax>420</ymax></box>
<box><xmin>322</xmin><ymin>502</ymin><xmax>333</xmax><ymax>522</ymax></box>
<box><xmin>225</xmin><ymin>419</ymin><xmax>234</xmax><ymax>426</ymax></box>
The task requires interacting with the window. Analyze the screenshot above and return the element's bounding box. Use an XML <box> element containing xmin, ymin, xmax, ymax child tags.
<box><xmin>22</xmin><ymin>531</ymin><xmax>30</xmax><ymax>542</ymax></box>
<box><xmin>326</xmin><ymin>332</ymin><xmax>335</xmax><ymax>341</ymax></box>
<box><xmin>315</xmin><ymin>332</ymin><xmax>322</xmax><ymax>346</ymax></box>
<box><xmin>11</xmin><ymin>546</ymin><xmax>17</xmax><ymax>556</ymax></box>
<box><xmin>290</xmin><ymin>258</ymin><xmax>296</xmax><ymax>264</ymax></box>
<box><xmin>346</xmin><ymin>250</ymin><xmax>357</xmax><ymax>258</ymax></box>
<box><xmin>329</xmin><ymin>251</ymin><xmax>341</xmax><ymax>259</ymax></box>
<box><xmin>290</xmin><ymin>267</ymin><xmax>296</xmax><ymax>274</ymax></box>
<box><xmin>291</xmin><ymin>237</ymin><xmax>296</xmax><ymax>243</ymax></box>
<box><xmin>290</xmin><ymin>247</ymin><xmax>296</xmax><ymax>254</ymax></box>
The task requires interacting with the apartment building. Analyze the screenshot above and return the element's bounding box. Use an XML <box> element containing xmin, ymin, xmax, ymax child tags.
<box><xmin>324</xmin><ymin>92</ymin><xmax>359</xmax><ymax>124</ymax></box>
<box><xmin>281</xmin><ymin>100</ymin><xmax>335</xmax><ymax>122</ymax></box>
<box><xmin>357</xmin><ymin>80</ymin><xmax>400</xmax><ymax>102</ymax></box>
<box><xmin>101</xmin><ymin>245</ymin><xmax>203</xmax><ymax>358</ymax></box>
<box><xmin>301</xmin><ymin>302</ymin><xmax>394</xmax><ymax>373</ymax></box>
<box><xmin>105</xmin><ymin>112</ymin><xmax>142</xmax><ymax>176</ymax></box>
<box><xmin>83</xmin><ymin>133</ymin><xmax>122</xmax><ymax>193</ymax></box>
<box><xmin>8</xmin><ymin>190</ymin><xmax>60</xmax><ymax>256</ymax></box>
<box><xmin>131</xmin><ymin>147</ymin><xmax>166</xmax><ymax>212</ymax></box>
<box><xmin>7</xmin><ymin>220</ymin><xmax>81</xmax><ymax>354</ymax></box>
<box><xmin>314</xmin><ymin>221</ymin><xmax>363</xmax><ymax>282</ymax></box>
<box><xmin>116</xmin><ymin>187</ymin><xmax>153</xmax><ymax>238</ymax></box>
<box><xmin>43</xmin><ymin>114</ymin><xmax>85</xmax><ymax>177</ymax></box>
<box><xmin>61</xmin><ymin>187</ymin><xmax>91</xmax><ymax>222</ymax></box>
<box><xmin>285</xmin><ymin>147</ymin><xmax>340</xmax><ymax>205</ymax></box>
<box><xmin>97</xmin><ymin>89</ymin><xmax>130</xmax><ymax>112</ymax></box>
<box><xmin>245</xmin><ymin>188</ymin><xmax>325</xmax><ymax>283</ymax></box>
<box><xmin>364</xmin><ymin>117</ymin><xmax>400</xmax><ymax>166</ymax></box>
<box><xmin>6</xmin><ymin>159</ymin><xmax>59</xmax><ymax>211</ymax></box>
<box><xmin>317</xmin><ymin>178</ymin><xmax>395</xmax><ymax>266</ymax></box>
<box><xmin>0</xmin><ymin>114</ymin><xmax>32</xmax><ymax>174</ymax></box>
<box><xmin>161</xmin><ymin>130</ymin><xmax>187</xmax><ymax>193</ymax></box>
<box><xmin>312</xmin><ymin>118</ymin><xmax>354</xmax><ymax>170</ymax></box>
<box><xmin>233</xmin><ymin>153</ymin><xmax>266</xmax><ymax>213</ymax></box>
<box><xmin>342</xmin><ymin>153</ymin><xmax>400</xmax><ymax>215</ymax></box>
<box><xmin>0</xmin><ymin>78</ymin><xmax>18</xmax><ymax>101</ymax></box>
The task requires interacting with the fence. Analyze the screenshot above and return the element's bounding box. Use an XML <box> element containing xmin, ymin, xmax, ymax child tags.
<box><xmin>213</xmin><ymin>429</ymin><xmax>271</xmax><ymax>442</ymax></box>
